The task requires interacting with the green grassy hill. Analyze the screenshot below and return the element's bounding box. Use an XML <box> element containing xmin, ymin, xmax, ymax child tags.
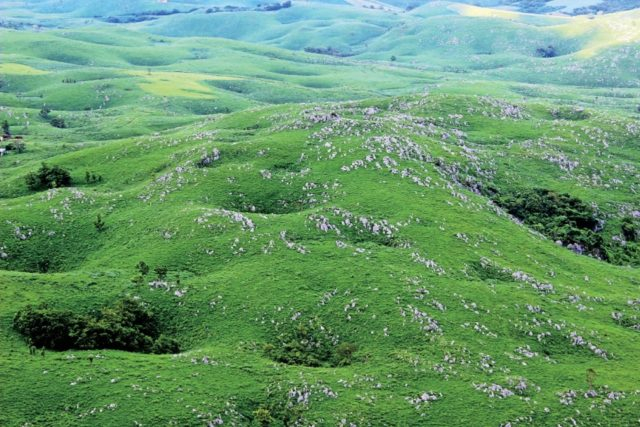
<box><xmin>1</xmin><ymin>89</ymin><xmax>639</xmax><ymax>426</ymax></box>
<box><xmin>1</xmin><ymin>1</ymin><xmax>639</xmax><ymax>426</ymax></box>
<box><xmin>4</xmin><ymin>1</ymin><xmax>640</xmax><ymax>89</ymax></box>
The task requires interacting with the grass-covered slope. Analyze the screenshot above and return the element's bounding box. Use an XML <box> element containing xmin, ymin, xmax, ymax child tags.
<box><xmin>0</xmin><ymin>27</ymin><xmax>444</xmax><ymax>118</ymax></box>
<box><xmin>1</xmin><ymin>2</ymin><xmax>640</xmax><ymax>425</ymax></box>
<box><xmin>1</xmin><ymin>92</ymin><xmax>639</xmax><ymax>426</ymax></box>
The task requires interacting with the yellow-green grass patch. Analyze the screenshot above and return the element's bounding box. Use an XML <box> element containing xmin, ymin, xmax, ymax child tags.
<box><xmin>126</xmin><ymin>70</ymin><xmax>241</xmax><ymax>99</ymax></box>
<box><xmin>0</xmin><ymin>62</ymin><xmax>49</xmax><ymax>75</ymax></box>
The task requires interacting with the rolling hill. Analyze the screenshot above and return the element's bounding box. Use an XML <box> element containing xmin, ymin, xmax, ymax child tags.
<box><xmin>0</xmin><ymin>1</ymin><xmax>639</xmax><ymax>426</ymax></box>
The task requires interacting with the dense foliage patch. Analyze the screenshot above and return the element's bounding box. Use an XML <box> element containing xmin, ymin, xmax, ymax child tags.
<box><xmin>25</xmin><ymin>162</ymin><xmax>72</xmax><ymax>191</ymax></box>
<box><xmin>493</xmin><ymin>188</ymin><xmax>639</xmax><ymax>265</ymax></box>
<box><xmin>13</xmin><ymin>298</ymin><xmax>179</xmax><ymax>354</ymax></box>
<box><xmin>265</xmin><ymin>317</ymin><xmax>356</xmax><ymax>367</ymax></box>
<box><xmin>493</xmin><ymin>188</ymin><xmax>605</xmax><ymax>256</ymax></box>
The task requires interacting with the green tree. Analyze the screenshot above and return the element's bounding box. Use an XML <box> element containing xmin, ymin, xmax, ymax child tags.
<box><xmin>137</xmin><ymin>261</ymin><xmax>150</xmax><ymax>276</ymax></box>
<box><xmin>2</xmin><ymin>120</ymin><xmax>10</xmax><ymax>136</ymax></box>
<box><xmin>154</xmin><ymin>266</ymin><xmax>168</xmax><ymax>280</ymax></box>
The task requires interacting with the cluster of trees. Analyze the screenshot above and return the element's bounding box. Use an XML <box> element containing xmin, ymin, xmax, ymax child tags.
<box><xmin>304</xmin><ymin>46</ymin><xmax>355</xmax><ymax>58</ymax></box>
<box><xmin>494</xmin><ymin>188</ymin><xmax>605</xmax><ymax>257</ymax></box>
<box><xmin>25</xmin><ymin>163</ymin><xmax>72</xmax><ymax>191</ymax></box>
<box><xmin>50</xmin><ymin>117</ymin><xmax>67</xmax><ymax>128</ymax></box>
<box><xmin>131</xmin><ymin>261</ymin><xmax>174</xmax><ymax>285</ymax></box>
<box><xmin>265</xmin><ymin>317</ymin><xmax>356</xmax><ymax>367</ymax></box>
<box><xmin>205</xmin><ymin>1</ymin><xmax>291</xmax><ymax>13</ymax></box>
<box><xmin>24</xmin><ymin>164</ymin><xmax>107</xmax><ymax>192</ymax></box>
<box><xmin>493</xmin><ymin>188</ymin><xmax>639</xmax><ymax>265</ymax></box>
<box><xmin>104</xmin><ymin>8</ymin><xmax>197</xmax><ymax>23</ymax></box>
<box><xmin>13</xmin><ymin>298</ymin><xmax>180</xmax><ymax>354</ymax></box>
<box><xmin>574</xmin><ymin>0</ymin><xmax>640</xmax><ymax>15</ymax></box>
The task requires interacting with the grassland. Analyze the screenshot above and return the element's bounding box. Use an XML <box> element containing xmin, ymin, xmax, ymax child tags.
<box><xmin>1</xmin><ymin>1</ymin><xmax>639</xmax><ymax>426</ymax></box>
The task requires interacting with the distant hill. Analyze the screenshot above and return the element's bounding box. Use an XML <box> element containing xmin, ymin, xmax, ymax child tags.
<box><xmin>6</xmin><ymin>0</ymin><xmax>640</xmax><ymax>15</ymax></box>
<box><xmin>3</xmin><ymin>1</ymin><xmax>640</xmax><ymax>89</ymax></box>
<box><xmin>382</xmin><ymin>0</ymin><xmax>640</xmax><ymax>14</ymax></box>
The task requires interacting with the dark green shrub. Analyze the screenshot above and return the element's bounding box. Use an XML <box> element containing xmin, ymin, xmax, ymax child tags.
<box><xmin>151</xmin><ymin>335</ymin><xmax>181</xmax><ymax>354</ymax></box>
<box><xmin>536</xmin><ymin>45</ymin><xmax>557</xmax><ymax>58</ymax></box>
<box><xmin>36</xmin><ymin>259</ymin><xmax>51</xmax><ymax>273</ymax></box>
<box><xmin>50</xmin><ymin>117</ymin><xmax>67</xmax><ymax>128</ymax></box>
<box><xmin>468</xmin><ymin>259</ymin><xmax>513</xmax><ymax>282</ymax></box>
<box><xmin>334</xmin><ymin>342</ymin><xmax>357</xmax><ymax>366</ymax></box>
<box><xmin>39</xmin><ymin>106</ymin><xmax>51</xmax><ymax>119</ymax></box>
<box><xmin>85</xmin><ymin>171</ymin><xmax>103</xmax><ymax>184</ymax></box>
<box><xmin>94</xmin><ymin>214</ymin><xmax>106</xmax><ymax>232</ymax></box>
<box><xmin>25</xmin><ymin>163</ymin><xmax>72</xmax><ymax>191</ymax></box>
<box><xmin>13</xmin><ymin>306</ymin><xmax>84</xmax><ymax>350</ymax></box>
<box><xmin>266</xmin><ymin>317</ymin><xmax>354</xmax><ymax>367</ymax></box>
<box><xmin>75</xmin><ymin>316</ymin><xmax>154</xmax><ymax>352</ymax></box>
<box><xmin>13</xmin><ymin>298</ymin><xmax>179</xmax><ymax>354</ymax></box>
<box><xmin>550</xmin><ymin>106</ymin><xmax>590</xmax><ymax>120</ymax></box>
<box><xmin>621</xmin><ymin>217</ymin><xmax>638</xmax><ymax>242</ymax></box>
<box><xmin>5</xmin><ymin>140</ymin><xmax>26</xmax><ymax>153</ymax></box>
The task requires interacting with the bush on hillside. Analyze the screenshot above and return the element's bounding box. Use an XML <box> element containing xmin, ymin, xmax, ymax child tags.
<box><xmin>39</xmin><ymin>106</ymin><xmax>51</xmax><ymax>119</ymax></box>
<box><xmin>621</xmin><ymin>217</ymin><xmax>639</xmax><ymax>242</ymax></box>
<box><xmin>13</xmin><ymin>298</ymin><xmax>180</xmax><ymax>353</ymax></box>
<box><xmin>468</xmin><ymin>258</ymin><xmax>514</xmax><ymax>282</ymax></box>
<box><xmin>536</xmin><ymin>45</ymin><xmax>557</xmax><ymax>58</ymax></box>
<box><xmin>85</xmin><ymin>171</ymin><xmax>103</xmax><ymax>184</ymax></box>
<box><xmin>94</xmin><ymin>214</ymin><xmax>106</xmax><ymax>232</ymax></box>
<box><xmin>550</xmin><ymin>106</ymin><xmax>590</xmax><ymax>120</ymax></box>
<box><xmin>5</xmin><ymin>140</ymin><xmax>26</xmax><ymax>153</ymax></box>
<box><xmin>265</xmin><ymin>317</ymin><xmax>356</xmax><ymax>367</ymax></box>
<box><xmin>25</xmin><ymin>163</ymin><xmax>73</xmax><ymax>191</ymax></box>
<box><xmin>50</xmin><ymin>117</ymin><xmax>67</xmax><ymax>128</ymax></box>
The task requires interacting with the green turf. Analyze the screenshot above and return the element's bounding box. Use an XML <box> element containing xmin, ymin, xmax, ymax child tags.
<box><xmin>1</xmin><ymin>2</ymin><xmax>639</xmax><ymax>426</ymax></box>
